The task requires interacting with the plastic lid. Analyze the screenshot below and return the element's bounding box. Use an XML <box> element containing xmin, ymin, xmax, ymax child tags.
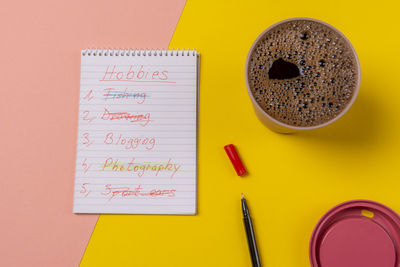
<box><xmin>310</xmin><ymin>200</ymin><xmax>400</xmax><ymax>267</ymax></box>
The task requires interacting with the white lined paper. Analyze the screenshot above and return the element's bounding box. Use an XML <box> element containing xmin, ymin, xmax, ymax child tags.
<box><xmin>73</xmin><ymin>50</ymin><xmax>199</xmax><ymax>214</ymax></box>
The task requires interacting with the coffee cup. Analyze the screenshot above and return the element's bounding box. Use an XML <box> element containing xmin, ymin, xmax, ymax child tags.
<box><xmin>245</xmin><ymin>18</ymin><xmax>361</xmax><ymax>133</ymax></box>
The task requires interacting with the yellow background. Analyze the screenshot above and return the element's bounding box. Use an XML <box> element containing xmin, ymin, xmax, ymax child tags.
<box><xmin>81</xmin><ymin>0</ymin><xmax>400</xmax><ymax>266</ymax></box>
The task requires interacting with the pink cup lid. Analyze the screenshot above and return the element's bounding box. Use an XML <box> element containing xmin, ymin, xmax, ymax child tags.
<box><xmin>310</xmin><ymin>200</ymin><xmax>400</xmax><ymax>267</ymax></box>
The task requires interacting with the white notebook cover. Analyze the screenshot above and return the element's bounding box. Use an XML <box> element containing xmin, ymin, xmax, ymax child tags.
<box><xmin>73</xmin><ymin>49</ymin><xmax>199</xmax><ymax>214</ymax></box>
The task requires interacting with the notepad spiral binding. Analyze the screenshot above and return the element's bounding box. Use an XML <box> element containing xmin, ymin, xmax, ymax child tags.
<box><xmin>82</xmin><ymin>49</ymin><xmax>197</xmax><ymax>57</ymax></box>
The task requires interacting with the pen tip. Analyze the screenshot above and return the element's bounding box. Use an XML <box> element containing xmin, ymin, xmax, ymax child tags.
<box><xmin>241</xmin><ymin>193</ymin><xmax>244</xmax><ymax>199</ymax></box>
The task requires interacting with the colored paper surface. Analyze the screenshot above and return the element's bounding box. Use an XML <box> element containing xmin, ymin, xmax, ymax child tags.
<box><xmin>81</xmin><ymin>0</ymin><xmax>400</xmax><ymax>266</ymax></box>
<box><xmin>0</xmin><ymin>0</ymin><xmax>185</xmax><ymax>266</ymax></box>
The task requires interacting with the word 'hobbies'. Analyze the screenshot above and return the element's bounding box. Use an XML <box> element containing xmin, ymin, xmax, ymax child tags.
<box><xmin>102</xmin><ymin>157</ymin><xmax>181</xmax><ymax>178</ymax></box>
<box><xmin>100</xmin><ymin>65</ymin><xmax>173</xmax><ymax>83</ymax></box>
<box><xmin>101</xmin><ymin>108</ymin><xmax>151</xmax><ymax>127</ymax></box>
<box><xmin>102</xmin><ymin>184</ymin><xmax>176</xmax><ymax>200</ymax></box>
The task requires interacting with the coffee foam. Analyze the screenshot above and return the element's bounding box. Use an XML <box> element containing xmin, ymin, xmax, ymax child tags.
<box><xmin>248</xmin><ymin>20</ymin><xmax>358</xmax><ymax>127</ymax></box>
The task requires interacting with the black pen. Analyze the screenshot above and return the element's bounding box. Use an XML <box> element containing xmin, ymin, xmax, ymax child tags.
<box><xmin>242</xmin><ymin>194</ymin><xmax>261</xmax><ymax>267</ymax></box>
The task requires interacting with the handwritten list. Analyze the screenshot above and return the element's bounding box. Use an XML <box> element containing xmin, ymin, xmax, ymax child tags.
<box><xmin>73</xmin><ymin>50</ymin><xmax>199</xmax><ymax>214</ymax></box>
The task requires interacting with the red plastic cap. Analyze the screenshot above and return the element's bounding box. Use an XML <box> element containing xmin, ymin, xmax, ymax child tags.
<box><xmin>224</xmin><ymin>144</ymin><xmax>247</xmax><ymax>176</ymax></box>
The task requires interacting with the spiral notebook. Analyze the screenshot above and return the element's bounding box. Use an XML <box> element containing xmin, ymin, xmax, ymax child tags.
<box><xmin>73</xmin><ymin>49</ymin><xmax>199</xmax><ymax>214</ymax></box>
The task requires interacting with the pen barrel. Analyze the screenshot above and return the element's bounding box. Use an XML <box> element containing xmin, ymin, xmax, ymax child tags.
<box><xmin>243</xmin><ymin>216</ymin><xmax>261</xmax><ymax>267</ymax></box>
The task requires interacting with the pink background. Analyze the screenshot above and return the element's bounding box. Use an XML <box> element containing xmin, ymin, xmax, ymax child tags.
<box><xmin>0</xmin><ymin>0</ymin><xmax>185</xmax><ymax>266</ymax></box>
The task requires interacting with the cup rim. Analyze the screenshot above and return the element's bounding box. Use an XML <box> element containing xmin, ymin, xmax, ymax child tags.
<box><xmin>245</xmin><ymin>17</ymin><xmax>361</xmax><ymax>131</ymax></box>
